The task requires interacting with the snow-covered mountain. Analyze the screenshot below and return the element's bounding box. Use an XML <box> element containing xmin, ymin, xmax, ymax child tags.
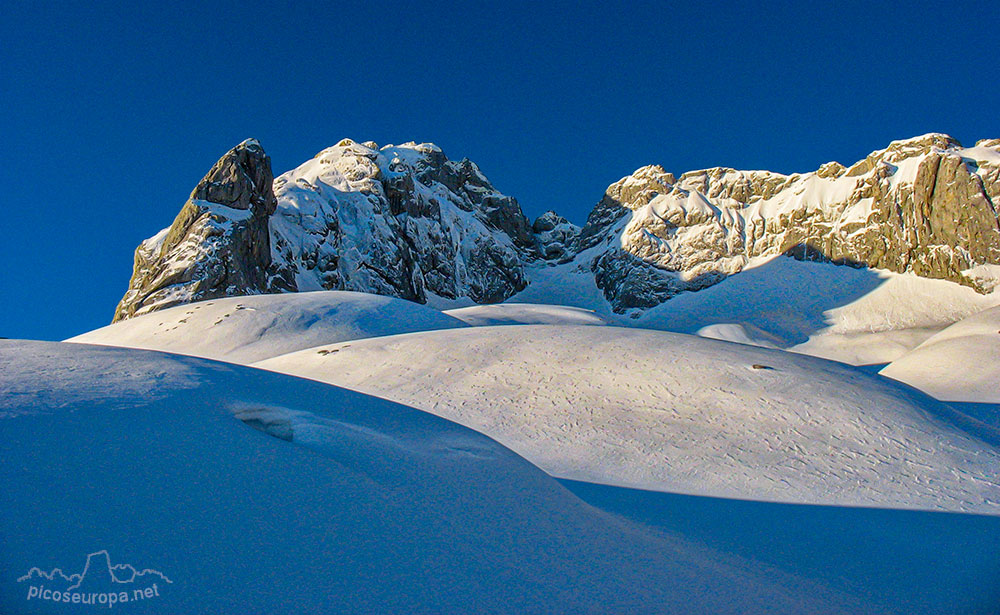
<box><xmin>115</xmin><ymin>139</ymin><xmax>545</xmax><ymax>321</ymax></box>
<box><xmin>113</xmin><ymin>133</ymin><xmax>1000</xmax><ymax>322</ymax></box>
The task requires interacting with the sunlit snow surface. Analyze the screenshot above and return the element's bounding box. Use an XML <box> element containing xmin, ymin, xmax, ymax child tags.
<box><xmin>1</xmin><ymin>340</ymin><xmax>865</xmax><ymax>614</ymax></box>
<box><xmin>444</xmin><ymin>303</ymin><xmax>609</xmax><ymax>327</ymax></box>
<box><xmin>257</xmin><ymin>325</ymin><xmax>1000</xmax><ymax>513</ymax></box>
<box><xmin>882</xmin><ymin>304</ymin><xmax>1000</xmax><ymax>403</ymax></box>
<box><xmin>66</xmin><ymin>291</ymin><xmax>468</xmax><ymax>363</ymax></box>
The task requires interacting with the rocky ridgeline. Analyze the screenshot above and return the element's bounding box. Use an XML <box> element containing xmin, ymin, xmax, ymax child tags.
<box><xmin>265</xmin><ymin>139</ymin><xmax>547</xmax><ymax>305</ymax></box>
<box><xmin>579</xmin><ymin>133</ymin><xmax>1000</xmax><ymax>311</ymax></box>
<box><xmin>115</xmin><ymin>139</ymin><xmax>556</xmax><ymax>320</ymax></box>
<box><xmin>114</xmin><ymin>133</ymin><xmax>1000</xmax><ymax>320</ymax></box>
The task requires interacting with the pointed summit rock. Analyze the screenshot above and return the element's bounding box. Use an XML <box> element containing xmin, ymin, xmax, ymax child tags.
<box><xmin>113</xmin><ymin>139</ymin><xmax>277</xmax><ymax>321</ymax></box>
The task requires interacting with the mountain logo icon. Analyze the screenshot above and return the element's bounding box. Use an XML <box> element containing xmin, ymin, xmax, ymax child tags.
<box><xmin>18</xmin><ymin>550</ymin><xmax>172</xmax><ymax>607</ymax></box>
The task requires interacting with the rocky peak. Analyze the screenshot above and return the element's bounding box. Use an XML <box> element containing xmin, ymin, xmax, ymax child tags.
<box><xmin>266</xmin><ymin>139</ymin><xmax>534</xmax><ymax>306</ymax></box>
<box><xmin>113</xmin><ymin>140</ymin><xmax>277</xmax><ymax>321</ymax></box>
<box><xmin>113</xmin><ymin>133</ymin><xmax>1000</xmax><ymax>321</ymax></box>
<box><xmin>532</xmin><ymin>211</ymin><xmax>580</xmax><ymax>260</ymax></box>
<box><xmin>675</xmin><ymin>168</ymin><xmax>795</xmax><ymax>204</ymax></box>
<box><xmin>816</xmin><ymin>161</ymin><xmax>846</xmax><ymax>179</ymax></box>
<box><xmin>190</xmin><ymin>138</ymin><xmax>276</xmax><ymax>213</ymax></box>
<box><xmin>577</xmin><ymin>165</ymin><xmax>676</xmax><ymax>250</ymax></box>
<box><xmin>845</xmin><ymin>133</ymin><xmax>963</xmax><ymax>176</ymax></box>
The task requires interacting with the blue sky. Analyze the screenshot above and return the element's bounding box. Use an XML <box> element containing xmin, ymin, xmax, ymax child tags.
<box><xmin>2</xmin><ymin>0</ymin><xmax>998</xmax><ymax>340</ymax></box>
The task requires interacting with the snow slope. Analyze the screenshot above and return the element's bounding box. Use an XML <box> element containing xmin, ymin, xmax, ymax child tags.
<box><xmin>255</xmin><ymin>325</ymin><xmax>1000</xmax><ymax>513</ymax></box>
<box><xmin>643</xmin><ymin>257</ymin><xmax>1000</xmax><ymax>364</ymax></box>
<box><xmin>880</xmin><ymin>304</ymin><xmax>1000</xmax><ymax>403</ymax></box>
<box><xmin>514</xmin><ymin>255</ymin><xmax>1000</xmax><ymax>365</ymax></box>
<box><xmin>444</xmin><ymin>303</ymin><xmax>608</xmax><ymax>327</ymax></box>
<box><xmin>0</xmin><ymin>341</ymin><xmax>857</xmax><ymax>614</ymax></box>
<box><xmin>66</xmin><ymin>291</ymin><xmax>467</xmax><ymax>364</ymax></box>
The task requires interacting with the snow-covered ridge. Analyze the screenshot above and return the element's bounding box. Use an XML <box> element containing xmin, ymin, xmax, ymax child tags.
<box><xmin>266</xmin><ymin>139</ymin><xmax>536</xmax><ymax>306</ymax></box>
<box><xmin>70</xmin><ymin>291</ymin><xmax>469</xmax><ymax>364</ymax></box>
<box><xmin>115</xmin><ymin>138</ymin><xmax>549</xmax><ymax>320</ymax></box>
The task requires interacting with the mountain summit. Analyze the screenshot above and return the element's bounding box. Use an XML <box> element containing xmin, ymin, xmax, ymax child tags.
<box><xmin>115</xmin><ymin>139</ymin><xmax>548</xmax><ymax>320</ymax></box>
<box><xmin>114</xmin><ymin>138</ymin><xmax>276</xmax><ymax>321</ymax></box>
<box><xmin>113</xmin><ymin>134</ymin><xmax>1000</xmax><ymax>320</ymax></box>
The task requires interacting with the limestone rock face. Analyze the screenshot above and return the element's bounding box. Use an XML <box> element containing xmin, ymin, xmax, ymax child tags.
<box><xmin>113</xmin><ymin>139</ymin><xmax>276</xmax><ymax>321</ymax></box>
<box><xmin>580</xmin><ymin>134</ymin><xmax>1000</xmax><ymax>312</ymax></box>
<box><xmin>267</xmin><ymin>139</ymin><xmax>534</xmax><ymax>305</ymax></box>
<box><xmin>114</xmin><ymin>133</ymin><xmax>1000</xmax><ymax>320</ymax></box>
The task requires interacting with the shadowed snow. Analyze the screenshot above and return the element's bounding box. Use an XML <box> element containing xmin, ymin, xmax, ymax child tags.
<box><xmin>0</xmin><ymin>340</ymin><xmax>858</xmax><ymax>614</ymax></box>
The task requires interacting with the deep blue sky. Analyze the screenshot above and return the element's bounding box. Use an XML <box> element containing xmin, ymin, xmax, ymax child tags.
<box><xmin>3</xmin><ymin>1</ymin><xmax>998</xmax><ymax>340</ymax></box>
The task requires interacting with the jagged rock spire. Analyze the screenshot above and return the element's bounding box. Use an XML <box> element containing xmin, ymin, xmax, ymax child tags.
<box><xmin>113</xmin><ymin>139</ymin><xmax>277</xmax><ymax>321</ymax></box>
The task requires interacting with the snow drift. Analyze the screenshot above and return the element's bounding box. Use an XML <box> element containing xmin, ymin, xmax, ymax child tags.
<box><xmin>881</xmin><ymin>304</ymin><xmax>1000</xmax><ymax>403</ymax></box>
<box><xmin>67</xmin><ymin>291</ymin><xmax>468</xmax><ymax>364</ymax></box>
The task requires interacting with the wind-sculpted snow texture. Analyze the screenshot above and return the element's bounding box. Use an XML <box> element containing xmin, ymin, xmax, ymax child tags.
<box><xmin>114</xmin><ymin>133</ymin><xmax>1000</xmax><ymax>322</ymax></box>
<box><xmin>0</xmin><ymin>341</ymin><xmax>861</xmax><ymax>614</ymax></box>
<box><xmin>256</xmin><ymin>325</ymin><xmax>1000</xmax><ymax>514</ymax></box>
<box><xmin>578</xmin><ymin>134</ymin><xmax>1000</xmax><ymax>312</ymax></box>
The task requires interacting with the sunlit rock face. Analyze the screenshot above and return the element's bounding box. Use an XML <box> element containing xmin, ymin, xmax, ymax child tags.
<box><xmin>579</xmin><ymin>134</ymin><xmax>1000</xmax><ymax>312</ymax></box>
<box><xmin>114</xmin><ymin>139</ymin><xmax>277</xmax><ymax>322</ymax></box>
<box><xmin>267</xmin><ymin>139</ymin><xmax>537</xmax><ymax>305</ymax></box>
<box><xmin>115</xmin><ymin>139</ymin><xmax>543</xmax><ymax>321</ymax></box>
